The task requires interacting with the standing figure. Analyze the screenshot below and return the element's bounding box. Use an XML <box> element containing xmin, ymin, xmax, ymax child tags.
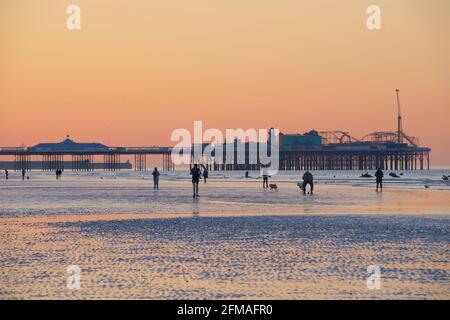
<box><xmin>5</xmin><ymin>170</ymin><xmax>8</xmax><ymax>180</ymax></box>
<box><xmin>21</xmin><ymin>169</ymin><xmax>26</xmax><ymax>181</ymax></box>
<box><xmin>202</xmin><ymin>167</ymin><xmax>208</xmax><ymax>183</ymax></box>
<box><xmin>262</xmin><ymin>168</ymin><xmax>269</xmax><ymax>189</ymax></box>
<box><xmin>375</xmin><ymin>168</ymin><xmax>384</xmax><ymax>192</ymax></box>
<box><xmin>152</xmin><ymin>167</ymin><xmax>160</xmax><ymax>189</ymax></box>
<box><xmin>302</xmin><ymin>170</ymin><xmax>314</xmax><ymax>195</ymax></box>
<box><xmin>190</xmin><ymin>164</ymin><xmax>201</xmax><ymax>198</ymax></box>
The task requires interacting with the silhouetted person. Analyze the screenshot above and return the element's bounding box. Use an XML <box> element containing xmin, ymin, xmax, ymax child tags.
<box><xmin>190</xmin><ymin>164</ymin><xmax>201</xmax><ymax>198</ymax></box>
<box><xmin>5</xmin><ymin>170</ymin><xmax>8</xmax><ymax>180</ymax></box>
<box><xmin>203</xmin><ymin>168</ymin><xmax>208</xmax><ymax>183</ymax></box>
<box><xmin>245</xmin><ymin>171</ymin><xmax>249</xmax><ymax>178</ymax></box>
<box><xmin>375</xmin><ymin>168</ymin><xmax>384</xmax><ymax>192</ymax></box>
<box><xmin>152</xmin><ymin>167</ymin><xmax>160</xmax><ymax>189</ymax></box>
<box><xmin>262</xmin><ymin>169</ymin><xmax>269</xmax><ymax>189</ymax></box>
<box><xmin>22</xmin><ymin>169</ymin><xmax>26</xmax><ymax>180</ymax></box>
<box><xmin>302</xmin><ymin>171</ymin><xmax>314</xmax><ymax>195</ymax></box>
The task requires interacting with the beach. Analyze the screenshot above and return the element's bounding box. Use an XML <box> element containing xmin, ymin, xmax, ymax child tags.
<box><xmin>0</xmin><ymin>171</ymin><xmax>449</xmax><ymax>299</ymax></box>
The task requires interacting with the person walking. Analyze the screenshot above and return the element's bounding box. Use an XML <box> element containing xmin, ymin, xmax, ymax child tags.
<box><xmin>202</xmin><ymin>167</ymin><xmax>208</xmax><ymax>184</ymax></box>
<box><xmin>152</xmin><ymin>167</ymin><xmax>160</xmax><ymax>189</ymax></box>
<box><xmin>21</xmin><ymin>169</ymin><xmax>26</xmax><ymax>181</ymax></box>
<box><xmin>5</xmin><ymin>169</ymin><xmax>8</xmax><ymax>180</ymax></box>
<box><xmin>262</xmin><ymin>168</ymin><xmax>269</xmax><ymax>189</ymax></box>
<box><xmin>190</xmin><ymin>164</ymin><xmax>201</xmax><ymax>198</ymax></box>
<box><xmin>375</xmin><ymin>168</ymin><xmax>384</xmax><ymax>192</ymax></box>
<box><xmin>302</xmin><ymin>170</ymin><xmax>314</xmax><ymax>195</ymax></box>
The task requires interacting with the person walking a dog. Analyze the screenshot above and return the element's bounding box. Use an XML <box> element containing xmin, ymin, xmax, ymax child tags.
<box><xmin>302</xmin><ymin>170</ymin><xmax>314</xmax><ymax>195</ymax></box>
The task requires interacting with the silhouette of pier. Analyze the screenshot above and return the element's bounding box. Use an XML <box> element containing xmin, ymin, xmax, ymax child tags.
<box><xmin>0</xmin><ymin>138</ymin><xmax>174</xmax><ymax>172</ymax></box>
<box><xmin>192</xmin><ymin>131</ymin><xmax>430</xmax><ymax>172</ymax></box>
<box><xmin>0</xmin><ymin>131</ymin><xmax>431</xmax><ymax>172</ymax></box>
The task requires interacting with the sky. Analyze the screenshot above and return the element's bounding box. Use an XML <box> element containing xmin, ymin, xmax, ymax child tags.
<box><xmin>1</xmin><ymin>0</ymin><xmax>449</xmax><ymax>165</ymax></box>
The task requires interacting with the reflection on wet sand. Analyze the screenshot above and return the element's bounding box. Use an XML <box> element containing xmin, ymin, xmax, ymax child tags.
<box><xmin>0</xmin><ymin>214</ymin><xmax>448</xmax><ymax>299</ymax></box>
<box><xmin>0</xmin><ymin>178</ymin><xmax>449</xmax><ymax>299</ymax></box>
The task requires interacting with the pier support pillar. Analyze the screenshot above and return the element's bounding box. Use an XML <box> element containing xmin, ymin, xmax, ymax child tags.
<box><xmin>162</xmin><ymin>153</ymin><xmax>174</xmax><ymax>171</ymax></box>
<box><xmin>104</xmin><ymin>153</ymin><xmax>120</xmax><ymax>171</ymax></box>
<box><xmin>134</xmin><ymin>154</ymin><xmax>146</xmax><ymax>171</ymax></box>
<box><xmin>14</xmin><ymin>153</ymin><xmax>31</xmax><ymax>172</ymax></box>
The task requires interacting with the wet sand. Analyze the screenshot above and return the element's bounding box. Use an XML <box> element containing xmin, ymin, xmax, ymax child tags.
<box><xmin>0</xmin><ymin>179</ymin><xmax>449</xmax><ymax>299</ymax></box>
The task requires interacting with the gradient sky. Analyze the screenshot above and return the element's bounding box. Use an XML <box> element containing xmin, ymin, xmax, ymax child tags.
<box><xmin>1</xmin><ymin>0</ymin><xmax>449</xmax><ymax>165</ymax></box>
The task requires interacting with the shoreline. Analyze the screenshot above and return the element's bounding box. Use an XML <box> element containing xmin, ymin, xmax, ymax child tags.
<box><xmin>1</xmin><ymin>182</ymin><xmax>450</xmax><ymax>218</ymax></box>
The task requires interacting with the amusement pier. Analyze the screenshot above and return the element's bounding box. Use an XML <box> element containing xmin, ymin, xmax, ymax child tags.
<box><xmin>0</xmin><ymin>91</ymin><xmax>431</xmax><ymax>172</ymax></box>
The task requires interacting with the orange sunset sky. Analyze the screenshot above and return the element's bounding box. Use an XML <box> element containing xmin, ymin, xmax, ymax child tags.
<box><xmin>1</xmin><ymin>0</ymin><xmax>449</xmax><ymax>165</ymax></box>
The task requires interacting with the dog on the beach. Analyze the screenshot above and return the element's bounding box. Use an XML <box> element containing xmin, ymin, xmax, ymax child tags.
<box><xmin>269</xmin><ymin>183</ymin><xmax>278</xmax><ymax>191</ymax></box>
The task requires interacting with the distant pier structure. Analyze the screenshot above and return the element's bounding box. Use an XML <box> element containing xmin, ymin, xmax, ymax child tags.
<box><xmin>0</xmin><ymin>132</ymin><xmax>431</xmax><ymax>172</ymax></box>
<box><xmin>0</xmin><ymin>134</ymin><xmax>431</xmax><ymax>172</ymax></box>
<box><xmin>276</xmin><ymin>130</ymin><xmax>430</xmax><ymax>171</ymax></box>
<box><xmin>192</xmin><ymin>129</ymin><xmax>431</xmax><ymax>172</ymax></box>
<box><xmin>0</xmin><ymin>137</ymin><xmax>174</xmax><ymax>172</ymax></box>
<box><xmin>191</xmin><ymin>90</ymin><xmax>431</xmax><ymax>171</ymax></box>
<box><xmin>0</xmin><ymin>91</ymin><xmax>432</xmax><ymax>173</ymax></box>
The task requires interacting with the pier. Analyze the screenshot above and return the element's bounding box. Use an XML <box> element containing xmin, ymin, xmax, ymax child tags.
<box><xmin>194</xmin><ymin>134</ymin><xmax>431</xmax><ymax>172</ymax></box>
<box><xmin>0</xmin><ymin>138</ymin><xmax>174</xmax><ymax>172</ymax></box>
<box><xmin>0</xmin><ymin>132</ymin><xmax>431</xmax><ymax>172</ymax></box>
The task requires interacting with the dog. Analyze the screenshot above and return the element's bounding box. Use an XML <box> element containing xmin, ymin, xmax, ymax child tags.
<box><xmin>269</xmin><ymin>183</ymin><xmax>278</xmax><ymax>191</ymax></box>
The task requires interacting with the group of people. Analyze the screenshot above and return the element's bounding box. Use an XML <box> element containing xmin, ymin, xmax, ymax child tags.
<box><xmin>2</xmin><ymin>169</ymin><xmax>28</xmax><ymax>180</ymax></box>
<box><xmin>3</xmin><ymin>166</ymin><xmax>386</xmax><ymax>195</ymax></box>
<box><xmin>260</xmin><ymin>168</ymin><xmax>385</xmax><ymax>194</ymax></box>
<box><xmin>151</xmin><ymin>164</ymin><xmax>209</xmax><ymax>197</ymax></box>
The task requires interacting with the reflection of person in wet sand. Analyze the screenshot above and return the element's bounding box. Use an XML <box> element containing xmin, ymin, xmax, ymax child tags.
<box><xmin>190</xmin><ymin>164</ymin><xmax>201</xmax><ymax>198</ymax></box>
